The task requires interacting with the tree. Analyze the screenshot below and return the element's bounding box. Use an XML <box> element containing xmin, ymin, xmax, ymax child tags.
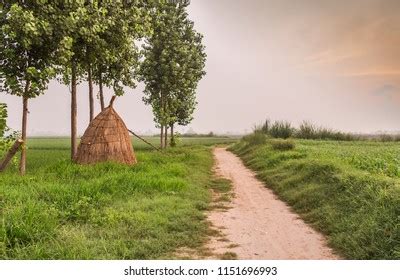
<box><xmin>0</xmin><ymin>2</ymin><xmax>60</xmax><ymax>174</ymax></box>
<box><xmin>168</xmin><ymin>16</ymin><xmax>206</xmax><ymax>146</ymax></box>
<box><xmin>139</xmin><ymin>0</ymin><xmax>206</xmax><ymax>149</ymax></box>
<box><xmin>92</xmin><ymin>1</ymin><xmax>150</xmax><ymax>107</ymax></box>
<box><xmin>56</xmin><ymin>2</ymin><xmax>102</xmax><ymax>160</ymax></box>
<box><xmin>57</xmin><ymin>2</ymin><xmax>150</xmax><ymax>160</ymax></box>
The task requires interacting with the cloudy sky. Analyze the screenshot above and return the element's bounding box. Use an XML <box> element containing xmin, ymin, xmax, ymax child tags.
<box><xmin>2</xmin><ymin>0</ymin><xmax>400</xmax><ymax>135</ymax></box>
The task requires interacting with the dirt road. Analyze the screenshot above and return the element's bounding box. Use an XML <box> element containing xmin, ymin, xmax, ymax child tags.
<box><xmin>208</xmin><ymin>147</ymin><xmax>337</xmax><ymax>260</ymax></box>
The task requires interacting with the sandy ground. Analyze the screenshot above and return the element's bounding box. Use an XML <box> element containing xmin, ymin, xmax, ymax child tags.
<box><xmin>207</xmin><ymin>147</ymin><xmax>338</xmax><ymax>260</ymax></box>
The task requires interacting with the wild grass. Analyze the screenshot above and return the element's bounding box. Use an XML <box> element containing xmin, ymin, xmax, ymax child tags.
<box><xmin>296</xmin><ymin>121</ymin><xmax>356</xmax><ymax>141</ymax></box>
<box><xmin>231</xmin><ymin>139</ymin><xmax>400</xmax><ymax>260</ymax></box>
<box><xmin>269</xmin><ymin>121</ymin><xmax>294</xmax><ymax>139</ymax></box>
<box><xmin>0</xmin><ymin>137</ymin><xmax>234</xmax><ymax>259</ymax></box>
<box><xmin>270</xmin><ymin>139</ymin><xmax>295</xmax><ymax>151</ymax></box>
<box><xmin>253</xmin><ymin>119</ymin><xmax>360</xmax><ymax>141</ymax></box>
<box><xmin>242</xmin><ymin>132</ymin><xmax>266</xmax><ymax>146</ymax></box>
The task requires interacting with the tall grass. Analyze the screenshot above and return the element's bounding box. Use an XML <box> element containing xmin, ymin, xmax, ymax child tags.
<box><xmin>242</xmin><ymin>132</ymin><xmax>266</xmax><ymax>146</ymax></box>
<box><xmin>250</xmin><ymin>119</ymin><xmax>362</xmax><ymax>141</ymax></box>
<box><xmin>269</xmin><ymin>121</ymin><xmax>295</xmax><ymax>139</ymax></box>
<box><xmin>0</xmin><ymin>139</ymin><xmax>222</xmax><ymax>259</ymax></box>
<box><xmin>296</xmin><ymin>121</ymin><xmax>356</xmax><ymax>141</ymax></box>
<box><xmin>231</xmin><ymin>139</ymin><xmax>400</xmax><ymax>259</ymax></box>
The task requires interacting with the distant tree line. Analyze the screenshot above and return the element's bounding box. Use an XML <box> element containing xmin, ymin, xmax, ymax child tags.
<box><xmin>0</xmin><ymin>0</ymin><xmax>206</xmax><ymax>174</ymax></box>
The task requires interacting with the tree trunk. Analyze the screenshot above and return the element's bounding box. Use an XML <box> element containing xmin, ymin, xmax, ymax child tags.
<box><xmin>164</xmin><ymin>125</ymin><xmax>168</xmax><ymax>149</ymax></box>
<box><xmin>99</xmin><ymin>72</ymin><xmax>105</xmax><ymax>111</ymax></box>
<box><xmin>88</xmin><ymin>64</ymin><xmax>94</xmax><ymax>122</ymax></box>
<box><xmin>71</xmin><ymin>63</ymin><xmax>78</xmax><ymax>161</ymax></box>
<box><xmin>19</xmin><ymin>92</ymin><xmax>29</xmax><ymax>175</ymax></box>
<box><xmin>0</xmin><ymin>139</ymin><xmax>23</xmax><ymax>172</ymax></box>
<box><xmin>160</xmin><ymin>125</ymin><xmax>164</xmax><ymax>149</ymax></box>
<box><xmin>170</xmin><ymin>124</ymin><xmax>175</xmax><ymax>147</ymax></box>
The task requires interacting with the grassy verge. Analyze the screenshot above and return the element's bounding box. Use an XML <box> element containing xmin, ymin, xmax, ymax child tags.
<box><xmin>230</xmin><ymin>139</ymin><xmax>400</xmax><ymax>260</ymax></box>
<box><xmin>0</xmin><ymin>139</ymin><xmax>225</xmax><ymax>259</ymax></box>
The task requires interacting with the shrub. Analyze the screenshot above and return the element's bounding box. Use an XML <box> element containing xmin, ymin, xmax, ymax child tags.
<box><xmin>270</xmin><ymin>139</ymin><xmax>295</xmax><ymax>151</ymax></box>
<box><xmin>379</xmin><ymin>134</ymin><xmax>394</xmax><ymax>142</ymax></box>
<box><xmin>170</xmin><ymin>132</ymin><xmax>181</xmax><ymax>147</ymax></box>
<box><xmin>297</xmin><ymin>121</ymin><xmax>317</xmax><ymax>139</ymax></box>
<box><xmin>296</xmin><ymin>121</ymin><xmax>357</xmax><ymax>141</ymax></box>
<box><xmin>269</xmin><ymin>121</ymin><xmax>294</xmax><ymax>139</ymax></box>
<box><xmin>243</xmin><ymin>132</ymin><xmax>266</xmax><ymax>146</ymax></box>
<box><xmin>0</xmin><ymin>103</ymin><xmax>20</xmax><ymax>165</ymax></box>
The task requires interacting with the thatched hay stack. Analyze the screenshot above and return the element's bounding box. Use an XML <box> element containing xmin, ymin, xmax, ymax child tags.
<box><xmin>75</xmin><ymin>97</ymin><xmax>137</xmax><ymax>165</ymax></box>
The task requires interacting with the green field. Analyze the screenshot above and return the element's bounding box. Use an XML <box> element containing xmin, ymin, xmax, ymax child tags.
<box><xmin>0</xmin><ymin>137</ymin><xmax>236</xmax><ymax>259</ymax></box>
<box><xmin>231</xmin><ymin>138</ymin><xmax>400</xmax><ymax>259</ymax></box>
<box><xmin>1</xmin><ymin>135</ymin><xmax>399</xmax><ymax>260</ymax></box>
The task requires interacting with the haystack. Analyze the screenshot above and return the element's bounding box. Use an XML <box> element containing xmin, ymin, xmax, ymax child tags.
<box><xmin>75</xmin><ymin>97</ymin><xmax>137</xmax><ymax>165</ymax></box>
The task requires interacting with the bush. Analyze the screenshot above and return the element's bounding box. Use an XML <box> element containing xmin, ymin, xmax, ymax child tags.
<box><xmin>297</xmin><ymin>121</ymin><xmax>316</xmax><ymax>139</ymax></box>
<box><xmin>270</xmin><ymin>139</ymin><xmax>295</xmax><ymax>151</ymax></box>
<box><xmin>243</xmin><ymin>132</ymin><xmax>266</xmax><ymax>146</ymax></box>
<box><xmin>379</xmin><ymin>134</ymin><xmax>395</xmax><ymax>142</ymax></box>
<box><xmin>257</xmin><ymin>118</ymin><xmax>361</xmax><ymax>141</ymax></box>
<box><xmin>296</xmin><ymin>121</ymin><xmax>356</xmax><ymax>141</ymax></box>
<box><xmin>170</xmin><ymin>132</ymin><xmax>181</xmax><ymax>147</ymax></box>
<box><xmin>0</xmin><ymin>103</ymin><xmax>20</xmax><ymax>165</ymax></box>
<box><xmin>269</xmin><ymin>121</ymin><xmax>294</xmax><ymax>139</ymax></box>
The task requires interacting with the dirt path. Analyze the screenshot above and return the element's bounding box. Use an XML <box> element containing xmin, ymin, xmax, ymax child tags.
<box><xmin>208</xmin><ymin>147</ymin><xmax>337</xmax><ymax>260</ymax></box>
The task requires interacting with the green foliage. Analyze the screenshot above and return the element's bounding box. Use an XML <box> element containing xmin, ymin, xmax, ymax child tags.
<box><xmin>0</xmin><ymin>139</ymin><xmax>231</xmax><ymax>259</ymax></box>
<box><xmin>296</xmin><ymin>121</ymin><xmax>316</xmax><ymax>139</ymax></box>
<box><xmin>231</xmin><ymin>139</ymin><xmax>400</xmax><ymax>259</ymax></box>
<box><xmin>0</xmin><ymin>103</ymin><xmax>20</xmax><ymax>166</ymax></box>
<box><xmin>269</xmin><ymin>121</ymin><xmax>294</xmax><ymax>139</ymax></box>
<box><xmin>55</xmin><ymin>1</ymin><xmax>151</xmax><ymax>96</ymax></box>
<box><xmin>170</xmin><ymin>132</ymin><xmax>181</xmax><ymax>147</ymax></box>
<box><xmin>139</xmin><ymin>1</ymin><xmax>206</xmax><ymax>129</ymax></box>
<box><xmin>296</xmin><ymin>121</ymin><xmax>356</xmax><ymax>141</ymax></box>
<box><xmin>242</xmin><ymin>132</ymin><xmax>267</xmax><ymax>146</ymax></box>
<box><xmin>270</xmin><ymin>139</ymin><xmax>295</xmax><ymax>151</ymax></box>
<box><xmin>376</xmin><ymin>134</ymin><xmax>400</xmax><ymax>142</ymax></box>
<box><xmin>255</xmin><ymin>119</ymin><xmax>358</xmax><ymax>141</ymax></box>
<box><xmin>0</xmin><ymin>2</ymin><xmax>58</xmax><ymax>98</ymax></box>
<box><xmin>93</xmin><ymin>1</ymin><xmax>151</xmax><ymax>95</ymax></box>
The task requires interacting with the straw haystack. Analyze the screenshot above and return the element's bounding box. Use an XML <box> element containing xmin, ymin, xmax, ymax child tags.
<box><xmin>75</xmin><ymin>97</ymin><xmax>137</xmax><ymax>165</ymax></box>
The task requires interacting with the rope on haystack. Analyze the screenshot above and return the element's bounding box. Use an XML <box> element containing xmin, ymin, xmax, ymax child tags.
<box><xmin>109</xmin><ymin>95</ymin><xmax>160</xmax><ymax>151</ymax></box>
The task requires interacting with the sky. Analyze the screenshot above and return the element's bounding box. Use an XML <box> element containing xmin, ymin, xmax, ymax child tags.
<box><xmin>2</xmin><ymin>0</ymin><xmax>400</xmax><ymax>135</ymax></box>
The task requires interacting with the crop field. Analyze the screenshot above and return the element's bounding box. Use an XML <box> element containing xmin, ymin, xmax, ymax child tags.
<box><xmin>0</xmin><ymin>137</ymin><xmax>236</xmax><ymax>259</ymax></box>
<box><xmin>300</xmin><ymin>141</ymin><xmax>400</xmax><ymax>178</ymax></box>
<box><xmin>231</xmin><ymin>138</ymin><xmax>400</xmax><ymax>260</ymax></box>
<box><xmin>1</xmin><ymin>135</ymin><xmax>399</xmax><ymax>260</ymax></box>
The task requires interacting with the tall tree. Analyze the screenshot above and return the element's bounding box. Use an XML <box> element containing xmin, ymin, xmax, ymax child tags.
<box><xmin>57</xmin><ymin>2</ymin><xmax>102</xmax><ymax>159</ymax></box>
<box><xmin>0</xmin><ymin>2</ymin><xmax>60</xmax><ymax>174</ymax></box>
<box><xmin>139</xmin><ymin>0</ymin><xmax>206</xmax><ymax>149</ymax></box>
<box><xmin>58</xmin><ymin>2</ymin><xmax>150</xmax><ymax>161</ymax></box>
<box><xmin>92</xmin><ymin>1</ymin><xmax>151</xmax><ymax>109</ymax></box>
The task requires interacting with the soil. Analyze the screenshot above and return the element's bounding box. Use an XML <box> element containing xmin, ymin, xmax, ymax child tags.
<box><xmin>207</xmin><ymin>147</ymin><xmax>338</xmax><ymax>260</ymax></box>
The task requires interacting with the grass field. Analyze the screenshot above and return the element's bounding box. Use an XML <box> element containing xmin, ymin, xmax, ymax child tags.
<box><xmin>231</xmin><ymin>138</ymin><xmax>400</xmax><ymax>259</ymax></box>
<box><xmin>0</xmin><ymin>137</ymin><xmax>236</xmax><ymax>259</ymax></box>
